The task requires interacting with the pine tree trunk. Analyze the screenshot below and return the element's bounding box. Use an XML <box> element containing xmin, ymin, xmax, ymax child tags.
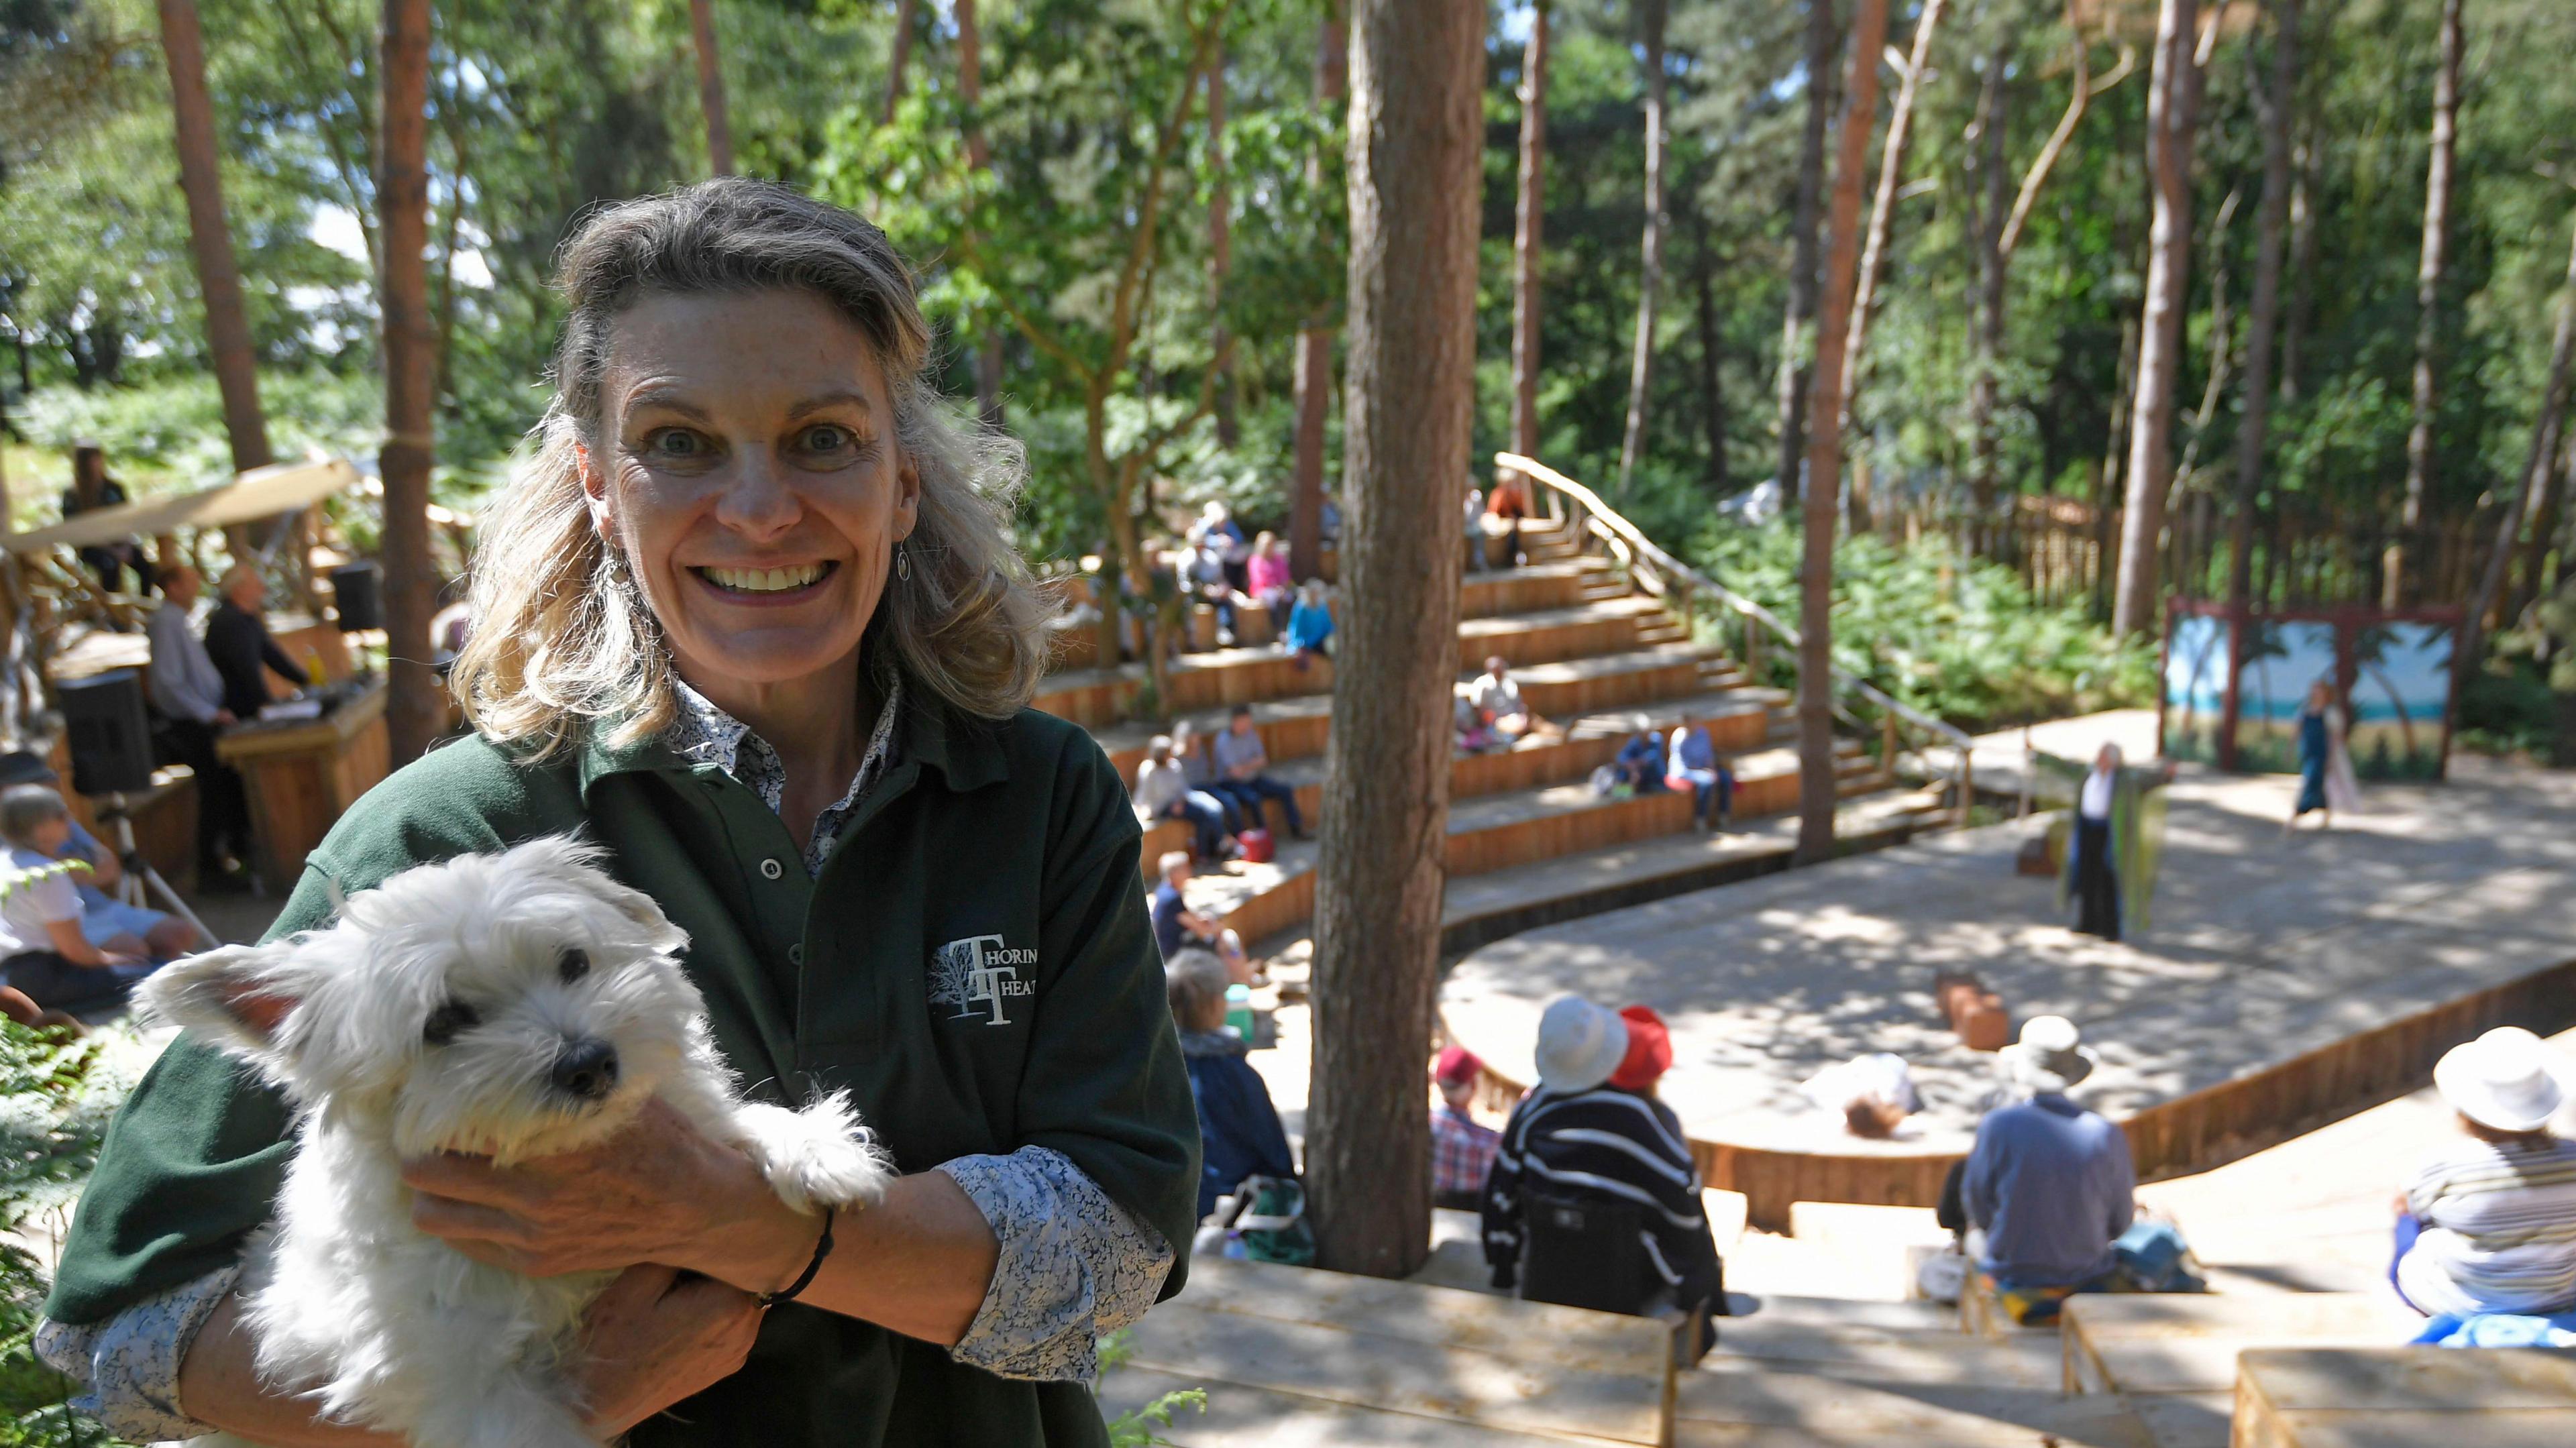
<box><xmin>883</xmin><ymin>0</ymin><xmax>918</xmax><ymax>123</ymax></box>
<box><xmin>2228</xmin><ymin>0</ymin><xmax>2300</xmax><ymax>613</ymax></box>
<box><xmin>1695</xmin><ymin>239</ymin><xmax>1730</xmax><ymax>496</ymax></box>
<box><xmin>1615</xmin><ymin>0</ymin><xmax>1669</xmax><ymax>498</ymax></box>
<box><xmin>689</xmin><ymin>0</ymin><xmax>733</xmax><ymax>175</ymax></box>
<box><xmin>1209</xmin><ymin>46</ymin><xmax>1237</xmax><ymax>447</ymax></box>
<box><xmin>1505</xmin><ymin>0</ymin><xmax>1550</xmax><ymax>506</ymax></box>
<box><xmin>158</xmin><ymin>0</ymin><xmax>273</xmax><ymax>477</ymax></box>
<box><xmin>1775</xmin><ymin>0</ymin><xmax>1836</xmax><ymax>506</ymax></box>
<box><xmin>960</xmin><ymin>0</ymin><xmax>1002</xmax><ymax>425</ymax></box>
<box><xmin>2390</xmin><ymin>0</ymin><xmax>2461</xmax><ymax>608</ymax></box>
<box><xmin>2111</xmin><ymin>0</ymin><xmax>2202</xmax><ymax>638</ymax></box>
<box><xmin>1290</xmin><ymin>7</ymin><xmax>1347</xmax><ymax>583</ymax></box>
<box><xmin>1796</xmin><ymin>0</ymin><xmax>1889</xmax><ymax>867</ymax></box>
<box><xmin>379</xmin><ymin>0</ymin><xmax>441</xmax><ymax>766</ymax></box>
<box><xmin>1842</xmin><ymin>0</ymin><xmax>1945</xmax><ymax>432</ymax></box>
<box><xmin>2464</xmin><ymin>213</ymin><xmax>2576</xmax><ymax>659</ymax></box>
<box><xmin>1966</xmin><ymin>46</ymin><xmax>2008</xmax><ymax>557</ymax></box>
<box><xmin>1309</xmin><ymin>0</ymin><xmax>1482</xmax><ymax>1280</ymax></box>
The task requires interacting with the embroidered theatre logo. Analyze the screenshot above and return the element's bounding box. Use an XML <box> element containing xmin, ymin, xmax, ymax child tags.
<box><xmin>928</xmin><ymin>935</ymin><xmax>1038</xmax><ymax>1026</ymax></box>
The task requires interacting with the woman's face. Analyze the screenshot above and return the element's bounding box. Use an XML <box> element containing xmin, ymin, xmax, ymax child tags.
<box><xmin>585</xmin><ymin>288</ymin><xmax>920</xmax><ymax>697</ymax></box>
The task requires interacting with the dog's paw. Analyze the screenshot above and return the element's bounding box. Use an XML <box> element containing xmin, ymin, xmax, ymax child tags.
<box><xmin>732</xmin><ymin>1093</ymin><xmax>895</xmax><ymax>1213</ymax></box>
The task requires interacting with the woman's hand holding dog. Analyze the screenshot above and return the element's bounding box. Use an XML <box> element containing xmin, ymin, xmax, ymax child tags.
<box><xmin>574</xmin><ymin>1264</ymin><xmax>765</xmax><ymax>1437</ymax></box>
<box><xmin>399</xmin><ymin>1096</ymin><xmax>820</xmax><ymax>1298</ymax></box>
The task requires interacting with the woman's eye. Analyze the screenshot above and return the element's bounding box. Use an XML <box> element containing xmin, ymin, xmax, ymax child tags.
<box><xmin>646</xmin><ymin>428</ymin><xmax>705</xmax><ymax>458</ymax></box>
<box><xmin>798</xmin><ymin>425</ymin><xmax>853</xmax><ymax>452</ymax></box>
<box><xmin>423</xmin><ymin>1001</ymin><xmax>481</xmax><ymax>1046</ymax></box>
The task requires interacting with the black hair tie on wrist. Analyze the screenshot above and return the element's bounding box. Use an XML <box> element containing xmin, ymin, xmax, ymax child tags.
<box><xmin>757</xmin><ymin>1207</ymin><xmax>835</xmax><ymax>1308</ymax></box>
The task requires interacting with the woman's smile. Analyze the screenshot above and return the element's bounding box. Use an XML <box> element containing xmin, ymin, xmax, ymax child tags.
<box><xmin>691</xmin><ymin>560</ymin><xmax>842</xmax><ymax>604</ymax></box>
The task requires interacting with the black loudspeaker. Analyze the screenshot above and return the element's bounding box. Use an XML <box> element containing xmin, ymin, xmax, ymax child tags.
<box><xmin>330</xmin><ymin>560</ymin><xmax>383</xmax><ymax>633</ymax></box>
<box><xmin>58</xmin><ymin>671</ymin><xmax>156</xmax><ymax>796</ymax></box>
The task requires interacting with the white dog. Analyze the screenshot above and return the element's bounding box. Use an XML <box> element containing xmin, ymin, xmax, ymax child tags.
<box><xmin>142</xmin><ymin>835</ymin><xmax>892</xmax><ymax>1448</ymax></box>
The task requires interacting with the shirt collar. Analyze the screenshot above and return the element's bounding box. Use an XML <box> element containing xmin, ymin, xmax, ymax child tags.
<box><xmin>575</xmin><ymin>669</ymin><xmax>1011</xmax><ymax>800</ymax></box>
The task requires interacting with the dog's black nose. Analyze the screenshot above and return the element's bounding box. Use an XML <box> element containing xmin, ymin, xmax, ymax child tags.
<box><xmin>549</xmin><ymin>1040</ymin><xmax>620</xmax><ymax>1101</ymax></box>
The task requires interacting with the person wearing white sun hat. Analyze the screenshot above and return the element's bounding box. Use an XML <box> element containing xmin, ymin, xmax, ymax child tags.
<box><xmin>2392</xmin><ymin>1027</ymin><xmax>2576</xmax><ymax>1319</ymax></box>
<box><xmin>1958</xmin><ymin>1017</ymin><xmax>2141</xmax><ymax>1324</ymax></box>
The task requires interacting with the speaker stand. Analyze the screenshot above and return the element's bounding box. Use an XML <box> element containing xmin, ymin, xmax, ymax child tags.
<box><xmin>96</xmin><ymin>793</ymin><xmax>217</xmax><ymax>946</ymax></box>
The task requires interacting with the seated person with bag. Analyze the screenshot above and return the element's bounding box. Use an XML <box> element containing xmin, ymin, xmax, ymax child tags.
<box><xmin>0</xmin><ymin>786</ymin><xmax>158</xmax><ymax>1015</ymax></box>
<box><xmin>1667</xmin><ymin>724</ymin><xmax>1733</xmax><ymax>830</ymax></box>
<box><xmin>1133</xmin><ymin>735</ymin><xmax>1235</xmax><ymax>863</ymax></box>
<box><xmin>1168</xmin><ymin>947</ymin><xmax>1296</xmax><ymax>1220</ymax></box>
<box><xmin>1482</xmin><ymin>997</ymin><xmax>1724</xmax><ymax>1353</ymax></box>
<box><xmin>2391</xmin><ymin>1027</ymin><xmax>2576</xmax><ymax>1322</ymax></box>
<box><xmin>1961</xmin><ymin>1017</ymin><xmax>2200</xmax><ymax>1325</ymax></box>
<box><xmin>1150</xmin><ymin>852</ymin><xmax>1252</xmax><ymax>984</ymax></box>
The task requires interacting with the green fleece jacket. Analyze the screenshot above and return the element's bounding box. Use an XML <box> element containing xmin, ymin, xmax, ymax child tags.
<box><xmin>44</xmin><ymin>694</ymin><xmax>1199</xmax><ymax>1446</ymax></box>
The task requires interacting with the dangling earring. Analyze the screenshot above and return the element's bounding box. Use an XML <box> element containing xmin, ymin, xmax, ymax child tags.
<box><xmin>895</xmin><ymin>543</ymin><xmax>912</xmax><ymax>583</ymax></box>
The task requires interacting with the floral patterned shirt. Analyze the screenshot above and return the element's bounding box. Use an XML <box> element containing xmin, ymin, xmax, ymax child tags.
<box><xmin>34</xmin><ymin>678</ymin><xmax>1173</xmax><ymax>1435</ymax></box>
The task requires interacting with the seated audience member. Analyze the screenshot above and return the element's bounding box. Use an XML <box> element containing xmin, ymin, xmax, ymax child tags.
<box><xmin>1611</xmin><ymin>728</ymin><xmax>1666</xmax><ymax>792</ymax></box>
<box><xmin>0</xmin><ymin>754</ymin><xmax>205</xmax><ymax>960</ymax></box>
<box><xmin>1246</xmin><ymin>532</ymin><xmax>1295</xmax><ymax>632</ymax></box>
<box><xmin>1455</xmin><ymin>693</ymin><xmax>1503</xmax><ymax>755</ymax></box>
<box><xmin>1961</xmin><ymin>1017</ymin><xmax>2194</xmax><ymax>1325</ymax></box>
<box><xmin>1283</xmin><ymin>580</ymin><xmax>1334</xmax><ymax>667</ymax></box>
<box><xmin>205</xmin><ymin>565</ymin><xmax>309</xmax><ymax>724</ymax></box>
<box><xmin>1489</xmin><ymin>479</ymin><xmax>1530</xmax><ymax>567</ymax></box>
<box><xmin>1483</xmin><ymin>997</ymin><xmax>1725</xmax><ymax>1343</ymax></box>
<box><xmin>1432</xmin><ymin>1046</ymin><xmax>1502</xmax><ymax>1211</ymax></box>
<box><xmin>1472</xmin><ymin>657</ymin><xmax>1547</xmax><ymax>742</ymax></box>
<box><xmin>1171</xmin><ymin>720</ymin><xmax>1246</xmax><ymax>836</ymax></box>
<box><xmin>1183</xmin><ymin>538</ymin><xmax>1240</xmax><ymax>645</ymax></box>
<box><xmin>0</xmin><ymin>786</ymin><xmax>156</xmax><ymax>1014</ymax></box>
<box><xmin>1462</xmin><ymin>487</ymin><xmax>1487</xmax><ymax>573</ymax></box>
<box><xmin>1134</xmin><ymin>735</ymin><xmax>1234</xmax><ymax>863</ymax></box>
<box><xmin>1168</xmin><ymin>946</ymin><xmax>1295</xmax><ymax>1219</ymax></box>
<box><xmin>1667</xmin><ymin>723</ymin><xmax>1735</xmax><ymax>830</ymax></box>
<box><xmin>2392</xmin><ymin>1027</ymin><xmax>2576</xmax><ymax>1319</ymax></box>
<box><xmin>1210</xmin><ymin>705</ymin><xmax>1307</xmax><ymax>839</ymax></box>
<box><xmin>1150</xmin><ymin>852</ymin><xmax>1251</xmax><ymax>983</ymax></box>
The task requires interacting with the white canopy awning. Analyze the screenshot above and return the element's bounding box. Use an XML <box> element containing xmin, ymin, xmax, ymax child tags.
<box><xmin>5</xmin><ymin>457</ymin><xmax>362</xmax><ymax>555</ymax></box>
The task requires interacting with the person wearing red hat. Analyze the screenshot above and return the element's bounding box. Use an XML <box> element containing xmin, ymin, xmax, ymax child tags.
<box><xmin>1431</xmin><ymin>1046</ymin><xmax>1501</xmax><ymax>1211</ymax></box>
<box><xmin>1481</xmin><ymin>999</ymin><xmax>1723</xmax><ymax>1351</ymax></box>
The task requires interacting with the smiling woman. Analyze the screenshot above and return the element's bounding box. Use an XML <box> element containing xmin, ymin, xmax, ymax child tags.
<box><xmin>34</xmin><ymin>180</ymin><xmax>1199</xmax><ymax>1448</ymax></box>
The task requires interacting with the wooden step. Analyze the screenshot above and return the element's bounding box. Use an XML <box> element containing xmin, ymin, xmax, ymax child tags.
<box><xmin>1030</xmin><ymin>665</ymin><xmax>1138</xmax><ymax>727</ymax></box>
<box><xmin>1499</xmin><ymin>643</ymin><xmax>1717</xmax><ymax>718</ymax></box>
<box><xmin>1675</xmin><ymin>1367</ymin><xmax>2155</xmax><ymax>1447</ymax></box>
<box><xmin>1461</xmin><ymin>559</ymin><xmax>1615</xmax><ymax>619</ymax></box>
<box><xmin>2234</xmin><ymin>1346</ymin><xmax>2576</xmax><ymax>1448</ymax></box>
<box><xmin>1455</xmin><ymin>596</ymin><xmax>1670</xmax><ymax>671</ymax></box>
<box><xmin>1115</xmin><ymin>1258</ymin><xmax>1677</xmax><ymax>1447</ymax></box>
<box><xmin>2059</xmin><ymin>1294</ymin><xmax>2423</xmax><ymax>1400</ymax></box>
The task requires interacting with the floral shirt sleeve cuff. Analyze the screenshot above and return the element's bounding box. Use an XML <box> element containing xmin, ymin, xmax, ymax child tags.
<box><xmin>936</xmin><ymin>1146</ymin><xmax>1174</xmax><ymax>1383</ymax></box>
<box><xmin>33</xmin><ymin>1263</ymin><xmax>239</xmax><ymax>1441</ymax></box>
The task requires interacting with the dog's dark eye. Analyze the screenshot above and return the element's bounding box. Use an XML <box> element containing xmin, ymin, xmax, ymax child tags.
<box><xmin>422</xmin><ymin>1001</ymin><xmax>480</xmax><ymax>1046</ymax></box>
<box><xmin>559</xmin><ymin>948</ymin><xmax>590</xmax><ymax>985</ymax></box>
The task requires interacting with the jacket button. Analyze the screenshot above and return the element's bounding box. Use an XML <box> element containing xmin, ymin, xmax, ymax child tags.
<box><xmin>788</xmin><ymin>943</ymin><xmax>805</xmax><ymax>966</ymax></box>
<box><xmin>760</xmin><ymin>858</ymin><xmax>785</xmax><ymax>880</ymax></box>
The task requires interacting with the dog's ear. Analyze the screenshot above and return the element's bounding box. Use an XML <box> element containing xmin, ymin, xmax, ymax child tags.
<box><xmin>506</xmin><ymin>834</ymin><xmax>688</xmax><ymax>953</ymax></box>
<box><xmin>137</xmin><ymin>944</ymin><xmax>301</xmax><ymax>1058</ymax></box>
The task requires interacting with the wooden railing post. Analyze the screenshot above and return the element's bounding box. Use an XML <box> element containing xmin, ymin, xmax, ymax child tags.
<box><xmin>1880</xmin><ymin>708</ymin><xmax>1898</xmax><ymax>777</ymax></box>
<box><xmin>1743</xmin><ymin>618</ymin><xmax>1762</xmax><ymax>679</ymax></box>
<box><xmin>1955</xmin><ymin>754</ymin><xmax>1974</xmax><ymax>829</ymax></box>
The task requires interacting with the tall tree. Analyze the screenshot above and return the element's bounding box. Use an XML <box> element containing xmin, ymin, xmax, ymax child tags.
<box><xmin>380</xmin><ymin>0</ymin><xmax>440</xmax><ymax>765</ymax></box>
<box><xmin>2111</xmin><ymin>0</ymin><xmax>2203</xmax><ymax>637</ymax></box>
<box><xmin>1307</xmin><ymin>0</ymin><xmax>1481</xmax><ymax>1278</ymax></box>
<box><xmin>2390</xmin><ymin>0</ymin><xmax>2462</xmax><ymax>608</ymax></box>
<box><xmin>1796</xmin><ymin>0</ymin><xmax>1890</xmax><ymax>866</ymax></box>
<box><xmin>1841</xmin><ymin>0</ymin><xmax>1947</xmax><ymax>457</ymax></box>
<box><xmin>157</xmin><ymin>0</ymin><xmax>273</xmax><ymax>479</ymax></box>
<box><xmin>1208</xmin><ymin>42</ymin><xmax>1236</xmax><ymax>446</ymax></box>
<box><xmin>959</xmin><ymin>0</ymin><xmax>1003</xmax><ymax>424</ymax></box>
<box><xmin>883</xmin><ymin>0</ymin><xmax>918</xmax><ymax>123</ymax></box>
<box><xmin>1290</xmin><ymin>4</ymin><xmax>1348</xmax><ymax>582</ymax></box>
<box><xmin>2227</xmin><ymin>0</ymin><xmax>2301</xmax><ymax>613</ymax></box>
<box><xmin>689</xmin><ymin>0</ymin><xmax>733</xmax><ymax>175</ymax></box>
<box><xmin>1615</xmin><ymin>0</ymin><xmax>1669</xmax><ymax>498</ymax></box>
<box><xmin>1505</xmin><ymin>0</ymin><xmax>1550</xmax><ymax>509</ymax></box>
<box><xmin>1692</xmin><ymin>231</ymin><xmax>1729</xmax><ymax>496</ymax></box>
<box><xmin>1775</xmin><ymin>0</ymin><xmax>1835</xmax><ymax>504</ymax></box>
<box><xmin>2465</xmin><ymin>211</ymin><xmax>2576</xmax><ymax>663</ymax></box>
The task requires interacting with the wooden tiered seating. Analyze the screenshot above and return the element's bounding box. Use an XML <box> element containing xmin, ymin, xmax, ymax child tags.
<box><xmin>2233</xmin><ymin>1346</ymin><xmax>2576</xmax><ymax>1447</ymax></box>
<box><xmin>2057</xmin><ymin>1294</ymin><xmax>2429</xmax><ymax>1448</ymax></box>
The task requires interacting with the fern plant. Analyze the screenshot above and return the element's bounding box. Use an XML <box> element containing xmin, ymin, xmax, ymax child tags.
<box><xmin>0</xmin><ymin>1021</ymin><xmax>141</xmax><ymax>1447</ymax></box>
<box><xmin>1095</xmin><ymin>1327</ymin><xmax>1205</xmax><ymax>1447</ymax></box>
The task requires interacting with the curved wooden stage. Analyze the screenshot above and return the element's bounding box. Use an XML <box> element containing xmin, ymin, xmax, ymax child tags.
<box><xmin>1440</xmin><ymin>744</ymin><xmax>2576</xmax><ymax>1231</ymax></box>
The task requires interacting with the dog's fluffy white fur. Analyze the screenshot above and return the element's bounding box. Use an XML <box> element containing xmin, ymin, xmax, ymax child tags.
<box><xmin>142</xmin><ymin>835</ymin><xmax>892</xmax><ymax>1448</ymax></box>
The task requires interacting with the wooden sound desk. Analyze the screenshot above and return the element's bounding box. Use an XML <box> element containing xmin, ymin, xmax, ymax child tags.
<box><xmin>215</xmin><ymin>677</ymin><xmax>390</xmax><ymax>890</ymax></box>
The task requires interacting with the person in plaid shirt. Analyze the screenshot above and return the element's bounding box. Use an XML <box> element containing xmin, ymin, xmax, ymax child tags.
<box><xmin>1432</xmin><ymin>1046</ymin><xmax>1503</xmax><ymax>1209</ymax></box>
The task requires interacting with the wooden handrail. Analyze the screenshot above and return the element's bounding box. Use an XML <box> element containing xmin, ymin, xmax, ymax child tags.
<box><xmin>1499</xmin><ymin>452</ymin><xmax>1976</xmax><ymax>824</ymax></box>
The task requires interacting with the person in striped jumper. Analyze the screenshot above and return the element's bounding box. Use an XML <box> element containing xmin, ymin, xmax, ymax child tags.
<box><xmin>1481</xmin><ymin>997</ymin><xmax>1723</xmax><ymax>1333</ymax></box>
<box><xmin>2394</xmin><ymin>1027</ymin><xmax>2576</xmax><ymax>1319</ymax></box>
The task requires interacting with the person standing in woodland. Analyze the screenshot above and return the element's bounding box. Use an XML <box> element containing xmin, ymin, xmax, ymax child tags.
<box><xmin>2286</xmin><ymin>680</ymin><xmax>2361</xmax><ymax>834</ymax></box>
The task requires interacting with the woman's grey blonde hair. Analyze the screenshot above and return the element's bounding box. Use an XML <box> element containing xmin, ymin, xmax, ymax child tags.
<box><xmin>450</xmin><ymin>178</ymin><xmax>1053</xmax><ymax>757</ymax></box>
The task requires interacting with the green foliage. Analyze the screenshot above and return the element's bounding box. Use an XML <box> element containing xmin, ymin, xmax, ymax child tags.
<box><xmin>1095</xmin><ymin>1328</ymin><xmax>1206</xmax><ymax>1448</ymax></box>
<box><xmin>1687</xmin><ymin>519</ymin><xmax>2157</xmax><ymax>732</ymax></box>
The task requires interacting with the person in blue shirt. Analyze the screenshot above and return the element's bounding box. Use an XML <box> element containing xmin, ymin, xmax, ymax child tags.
<box><xmin>1166</xmin><ymin>947</ymin><xmax>1294</xmax><ymax>1218</ymax></box>
<box><xmin>1283</xmin><ymin>580</ymin><xmax>1334</xmax><ymax>668</ymax></box>
<box><xmin>1611</xmin><ymin>728</ymin><xmax>1664</xmax><ymax>793</ymax></box>
<box><xmin>1667</xmin><ymin>724</ymin><xmax>1733</xmax><ymax>829</ymax></box>
<box><xmin>1150</xmin><ymin>850</ymin><xmax>1248</xmax><ymax>981</ymax></box>
<box><xmin>1961</xmin><ymin>1017</ymin><xmax>2141</xmax><ymax>1324</ymax></box>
